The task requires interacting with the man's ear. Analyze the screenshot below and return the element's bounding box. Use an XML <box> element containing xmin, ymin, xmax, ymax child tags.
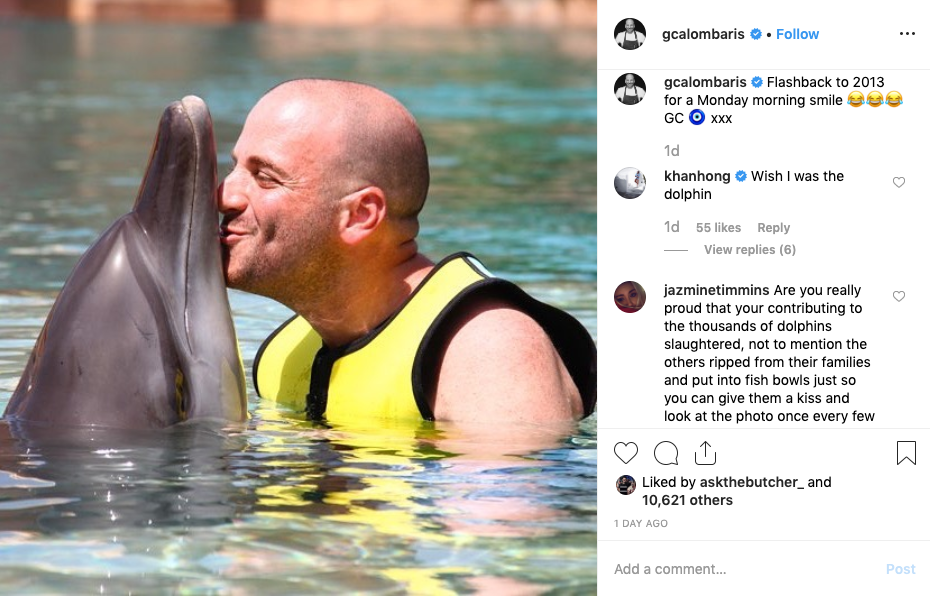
<box><xmin>338</xmin><ymin>186</ymin><xmax>387</xmax><ymax>245</ymax></box>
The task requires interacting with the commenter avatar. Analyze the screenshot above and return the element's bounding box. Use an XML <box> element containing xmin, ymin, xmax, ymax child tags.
<box><xmin>615</xmin><ymin>281</ymin><xmax>646</xmax><ymax>313</ymax></box>
<box><xmin>614</xmin><ymin>167</ymin><xmax>646</xmax><ymax>199</ymax></box>
<box><xmin>615</xmin><ymin>73</ymin><xmax>646</xmax><ymax>105</ymax></box>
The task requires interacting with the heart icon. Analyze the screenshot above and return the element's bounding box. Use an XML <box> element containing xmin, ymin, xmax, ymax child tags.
<box><xmin>613</xmin><ymin>442</ymin><xmax>638</xmax><ymax>464</ymax></box>
<box><xmin>893</xmin><ymin>177</ymin><xmax>905</xmax><ymax>188</ymax></box>
<box><xmin>893</xmin><ymin>291</ymin><xmax>905</xmax><ymax>302</ymax></box>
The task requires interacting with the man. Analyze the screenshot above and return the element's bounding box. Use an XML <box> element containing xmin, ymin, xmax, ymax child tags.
<box><xmin>218</xmin><ymin>79</ymin><xmax>596</xmax><ymax>425</ymax></box>
<box><xmin>615</xmin><ymin>73</ymin><xmax>646</xmax><ymax>105</ymax></box>
<box><xmin>616</xmin><ymin>19</ymin><xmax>646</xmax><ymax>50</ymax></box>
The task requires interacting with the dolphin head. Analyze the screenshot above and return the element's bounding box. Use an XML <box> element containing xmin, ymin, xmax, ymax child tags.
<box><xmin>134</xmin><ymin>96</ymin><xmax>219</xmax><ymax>280</ymax></box>
<box><xmin>131</xmin><ymin>96</ymin><xmax>247</xmax><ymax>423</ymax></box>
<box><xmin>5</xmin><ymin>96</ymin><xmax>247</xmax><ymax>429</ymax></box>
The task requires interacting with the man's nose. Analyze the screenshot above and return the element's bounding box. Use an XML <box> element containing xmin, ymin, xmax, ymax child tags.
<box><xmin>217</xmin><ymin>172</ymin><xmax>247</xmax><ymax>214</ymax></box>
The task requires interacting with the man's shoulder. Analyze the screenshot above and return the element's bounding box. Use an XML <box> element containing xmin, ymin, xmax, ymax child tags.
<box><xmin>429</xmin><ymin>294</ymin><xmax>584</xmax><ymax>423</ymax></box>
<box><xmin>441</xmin><ymin>295</ymin><xmax>554</xmax><ymax>365</ymax></box>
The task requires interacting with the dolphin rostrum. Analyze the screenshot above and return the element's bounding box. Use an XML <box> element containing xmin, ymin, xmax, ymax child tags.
<box><xmin>4</xmin><ymin>96</ymin><xmax>247</xmax><ymax>429</ymax></box>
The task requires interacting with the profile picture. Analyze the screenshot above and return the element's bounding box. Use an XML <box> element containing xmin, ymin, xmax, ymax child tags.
<box><xmin>615</xmin><ymin>18</ymin><xmax>646</xmax><ymax>50</ymax></box>
<box><xmin>614</xmin><ymin>167</ymin><xmax>645</xmax><ymax>199</ymax></box>
<box><xmin>614</xmin><ymin>281</ymin><xmax>646</xmax><ymax>313</ymax></box>
<box><xmin>615</xmin><ymin>73</ymin><xmax>646</xmax><ymax>105</ymax></box>
<box><xmin>616</xmin><ymin>475</ymin><xmax>636</xmax><ymax>495</ymax></box>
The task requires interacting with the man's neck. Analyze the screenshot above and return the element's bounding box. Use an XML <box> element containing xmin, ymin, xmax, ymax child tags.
<box><xmin>297</xmin><ymin>250</ymin><xmax>434</xmax><ymax>348</ymax></box>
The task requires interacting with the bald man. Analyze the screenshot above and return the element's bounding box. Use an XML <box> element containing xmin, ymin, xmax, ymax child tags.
<box><xmin>218</xmin><ymin>79</ymin><xmax>596</xmax><ymax>425</ymax></box>
<box><xmin>616</xmin><ymin>74</ymin><xmax>646</xmax><ymax>105</ymax></box>
<box><xmin>616</xmin><ymin>19</ymin><xmax>645</xmax><ymax>50</ymax></box>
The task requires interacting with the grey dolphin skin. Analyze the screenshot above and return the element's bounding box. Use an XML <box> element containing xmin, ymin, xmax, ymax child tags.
<box><xmin>3</xmin><ymin>96</ymin><xmax>247</xmax><ymax>429</ymax></box>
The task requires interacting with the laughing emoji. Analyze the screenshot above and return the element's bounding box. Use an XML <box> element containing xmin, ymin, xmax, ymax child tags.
<box><xmin>867</xmin><ymin>91</ymin><xmax>883</xmax><ymax>107</ymax></box>
<box><xmin>847</xmin><ymin>91</ymin><xmax>864</xmax><ymax>107</ymax></box>
<box><xmin>885</xmin><ymin>91</ymin><xmax>902</xmax><ymax>107</ymax></box>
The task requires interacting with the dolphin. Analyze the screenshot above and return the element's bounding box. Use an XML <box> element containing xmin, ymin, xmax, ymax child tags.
<box><xmin>3</xmin><ymin>96</ymin><xmax>247</xmax><ymax>429</ymax></box>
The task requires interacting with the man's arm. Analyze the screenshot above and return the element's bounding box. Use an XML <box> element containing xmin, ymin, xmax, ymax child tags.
<box><xmin>430</xmin><ymin>298</ymin><xmax>584</xmax><ymax>423</ymax></box>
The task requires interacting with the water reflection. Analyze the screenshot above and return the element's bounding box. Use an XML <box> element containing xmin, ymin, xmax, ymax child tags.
<box><xmin>0</xmin><ymin>410</ymin><xmax>595</xmax><ymax>593</ymax></box>
<box><xmin>0</xmin><ymin>421</ymin><xmax>253</xmax><ymax>533</ymax></box>
<box><xmin>240</xmin><ymin>409</ymin><xmax>597</xmax><ymax>594</ymax></box>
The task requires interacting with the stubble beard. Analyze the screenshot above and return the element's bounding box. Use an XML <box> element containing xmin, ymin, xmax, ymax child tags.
<box><xmin>223</xmin><ymin>219</ymin><xmax>343</xmax><ymax>312</ymax></box>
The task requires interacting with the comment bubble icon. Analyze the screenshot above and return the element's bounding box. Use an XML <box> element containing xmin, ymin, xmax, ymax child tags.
<box><xmin>654</xmin><ymin>441</ymin><xmax>679</xmax><ymax>465</ymax></box>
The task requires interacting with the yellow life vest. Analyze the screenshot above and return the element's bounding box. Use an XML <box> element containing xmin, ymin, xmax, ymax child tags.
<box><xmin>253</xmin><ymin>253</ymin><xmax>596</xmax><ymax>423</ymax></box>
